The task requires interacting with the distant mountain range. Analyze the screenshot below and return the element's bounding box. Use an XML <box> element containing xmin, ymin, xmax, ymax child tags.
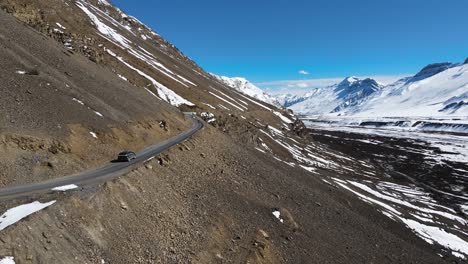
<box><xmin>274</xmin><ymin>59</ymin><xmax>468</xmax><ymax>118</ymax></box>
<box><xmin>274</xmin><ymin>77</ymin><xmax>384</xmax><ymax>116</ymax></box>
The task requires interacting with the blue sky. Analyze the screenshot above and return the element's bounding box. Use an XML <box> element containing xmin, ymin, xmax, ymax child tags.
<box><xmin>112</xmin><ymin>0</ymin><xmax>468</xmax><ymax>94</ymax></box>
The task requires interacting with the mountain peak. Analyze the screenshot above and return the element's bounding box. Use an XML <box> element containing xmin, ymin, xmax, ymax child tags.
<box><xmin>337</xmin><ymin>77</ymin><xmax>381</xmax><ymax>91</ymax></box>
<box><xmin>211</xmin><ymin>74</ymin><xmax>279</xmax><ymax>106</ymax></box>
<box><xmin>338</xmin><ymin>76</ymin><xmax>359</xmax><ymax>87</ymax></box>
<box><xmin>464</xmin><ymin>58</ymin><xmax>468</xmax><ymax>64</ymax></box>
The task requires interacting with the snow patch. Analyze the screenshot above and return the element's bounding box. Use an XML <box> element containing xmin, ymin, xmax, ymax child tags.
<box><xmin>453</xmin><ymin>251</ymin><xmax>467</xmax><ymax>260</ymax></box>
<box><xmin>202</xmin><ymin>103</ymin><xmax>216</xmax><ymax>109</ymax></box>
<box><xmin>272</xmin><ymin>210</ymin><xmax>284</xmax><ymax>223</ymax></box>
<box><xmin>89</xmin><ymin>132</ymin><xmax>98</xmax><ymax>139</ymax></box>
<box><xmin>72</xmin><ymin>98</ymin><xmax>85</xmax><ymax>105</ymax></box>
<box><xmin>400</xmin><ymin>218</ymin><xmax>468</xmax><ymax>257</ymax></box>
<box><xmin>106</xmin><ymin>49</ymin><xmax>117</xmax><ymax>57</ymax></box>
<box><xmin>255</xmin><ymin>147</ymin><xmax>266</xmax><ymax>153</ymax></box>
<box><xmin>0</xmin><ymin>201</ymin><xmax>56</xmax><ymax>231</ymax></box>
<box><xmin>118</xmin><ymin>74</ymin><xmax>127</xmax><ymax>81</ymax></box>
<box><xmin>0</xmin><ymin>257</ymin><xmax>15</xmax><ymax>264</ymax></box>
<box><xmin>53</xmin><ymin>28</ymin><xmax>64</xmax><ymax>34</ymax></box>
<box><xmin>52</xmin><ymin>184</ymin><xmax>79</xmax><ymax>192</ymax></box>
<box><xmin>56</xmin><ymin>22</ymin><xmax>66</xmax><ymax>29</ymax></box>
<box><xmin>300</xmin><ymin>165</ymin><xmax>316</xmax><ymax>173</ymax></box>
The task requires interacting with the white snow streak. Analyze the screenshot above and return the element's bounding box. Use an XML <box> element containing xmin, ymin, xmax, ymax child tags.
<box><xmin>56</xmin><ymin>22</ymin><xmax>66</xmax><ymax>29</ymax></box>
<box><xmin>202</xmin><ymin>103</ymin><xmax>216</xmax><ymax>109</ymax></box>
<box><xmin>273</xmin><ymin>111</ymin><xmax>293</xmax><ymax>124</ymax></box>
<box><xmin>72</xmin><ymin>98</ymin><xmax>85</xmax><ymax>105</ymax></box>
<box><xmin>89</xmin><ymin>132</ymin><xmax>98</xmax><ymax>139</ymax></box>
<box><xmin>118</xmin><ymin>74</ymin><xmax>127</xmax><ymax>81</ymax></box>
<box><xmin>236</xmin><ymin>92</ymin><xmax>272</xmax><ymax>111</ymax></box>
<box><xmin>144</xmin><ymin>88</ymin><xmax>160</xmax><ymax>99</ymax></box>
<box><xmin>76</xmin><ymin>2</ymin><xmax>131</xmax><ymax>50</ymax></box>
<box><xmin>52</xmin><ymin>184</ymin><xmax>79</xmax><ymax>192</ymax></box>
<box><xmin>0</xmin><ymin>201</ymin><xmax>56</xmax><ymax>231</ymax></box>
<box><xmin>113</xmin><ymin>55</ymin><xmax>194</xmax><ymax>107</ymax></box>
<box><xmin>209</xmin><ymin>92</ymin><xmax>244</xmax><ymax>111</ymax></box>
<box><xmin>218</xmin><ymin>104</ymin><xmax>231</xmax><ymax>111</ymax></box>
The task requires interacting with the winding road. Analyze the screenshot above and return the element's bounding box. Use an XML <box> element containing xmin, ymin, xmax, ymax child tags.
<box><xmin>0</xmin><ymin>114</ymin><xmax>204</xmax><ymax>201</ymax></box>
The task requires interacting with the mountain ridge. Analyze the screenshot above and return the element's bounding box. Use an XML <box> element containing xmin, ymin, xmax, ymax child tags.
<box><xmin>211</xmin><ymin>74</ymin><xmax>280</xmax><ymax>107</ymax></box>
<box><xmin>277</xmin><ymin>60</ymin><xmax>468</xmax><ymax>118</ymax></box>
<box><xmin>274</xmin><ymin>76</ymin><xmax>384</xmax><ymax>115</ymax></box>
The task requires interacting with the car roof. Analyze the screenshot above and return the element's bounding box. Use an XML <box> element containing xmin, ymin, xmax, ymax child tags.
<box><xmin>119</xmin><ymin>151</ymin><xmax>135</xmax><ymax>155</ymax></box>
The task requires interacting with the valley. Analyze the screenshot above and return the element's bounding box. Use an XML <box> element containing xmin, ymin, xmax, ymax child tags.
<box><xmin>0</xmin><ymin>0</ymin><xmax>466</xmax><ymax>263</ymax></box>
<box><xmin>273</xmin><ymin>57</ymin><xmax>468</xmax><ymax>261</ymax></box>
<box><xmin>303</xmin><ymin>123</ymin><xmax>468</xmax><ymax>259</ymax></box>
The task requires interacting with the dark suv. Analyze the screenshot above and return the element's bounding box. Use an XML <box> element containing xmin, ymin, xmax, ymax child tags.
<box><xmin>117</xmin><ymin>151</ymin><xmax>137</xmax><ymax>162</ymax></box>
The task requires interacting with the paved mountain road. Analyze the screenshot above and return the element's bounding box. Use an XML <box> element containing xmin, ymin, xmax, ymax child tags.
<box><xmin>0</xmin><ymin>114</ymin><xmax>203</xmax><ymax>201</ymax></box>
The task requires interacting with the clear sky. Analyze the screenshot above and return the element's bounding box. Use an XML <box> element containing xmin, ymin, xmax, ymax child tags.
<box><xmin>112</xmin><ymin>0</ymin><xmax>468</xmax><ymax>93</ymax></box>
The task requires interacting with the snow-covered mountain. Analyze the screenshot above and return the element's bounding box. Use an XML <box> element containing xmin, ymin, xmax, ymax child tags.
<box><xmin>285</xmin><ymin>77</ymin><xmax>384</xmax><ymax>115</ymax></box>
<box><xmin>347</xmin><ymin>62</ymin><xmax>468</xmax><ymax>118</ymax></box>
<box><xmin>274</xmin><ymin>93</ymin><xmax>309</xmax><ymax>107</ymax></box>
<box><xmin>282</xmin><ymin>59</ymin><xmax>468</xmax><ymax>118</ymax></box>
<box><xmin>332</xmin><ymin>77</ymin><xmax>383</xmax><ymax>113</ymax></box>
<box><xmin>212</xmin><ymin>75</ymin><xmax>280</xmax><ymax>106</ymax></box>
<box><xmin>405</xmin><ymin>62</ymin><xmax>455</xmax><ymax>83</ymax></box>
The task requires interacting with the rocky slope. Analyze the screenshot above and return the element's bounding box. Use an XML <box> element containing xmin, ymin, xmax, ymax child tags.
<box><xmin>0</xmin><ymin>0</ymin><xmax>458</xmax><ymax>263</ymax></box>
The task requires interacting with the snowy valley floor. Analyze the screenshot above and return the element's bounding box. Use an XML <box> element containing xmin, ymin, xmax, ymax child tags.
<box><xmin>304</xmin><ymin>122</ymin><xmax>468</xmax><ymax>261</ymax></box>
